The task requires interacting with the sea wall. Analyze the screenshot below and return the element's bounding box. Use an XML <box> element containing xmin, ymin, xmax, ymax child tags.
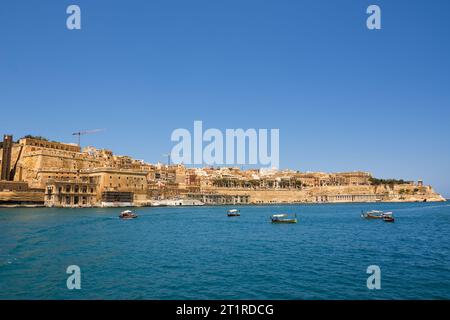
<box><xmin>0</xmin><ymin>191</ymin><xmax>44</xmax><ymax>205</ymax></box>
<box><xmin>202</xmin><ymin>185</ymin><xmax>446</xmax><ymax>203</ymax></box>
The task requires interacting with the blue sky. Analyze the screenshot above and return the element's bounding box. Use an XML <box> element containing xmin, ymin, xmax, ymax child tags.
<box><xmin>1</xmin><ymin>0</ymin><xmax>449</xmax><ymax>196</ymax></box>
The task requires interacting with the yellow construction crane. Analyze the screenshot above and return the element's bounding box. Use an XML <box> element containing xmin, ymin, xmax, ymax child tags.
<box><xmin>72</xmin><ymin>129</ymin><xmax>104</xmax><ymax>147</ymax></box>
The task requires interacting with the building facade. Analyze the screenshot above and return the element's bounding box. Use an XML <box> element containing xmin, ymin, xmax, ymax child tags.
<box><xmin>45</xmin><ymin>178</ymin><xmax>97</xmax><ymax>207</ymax></box>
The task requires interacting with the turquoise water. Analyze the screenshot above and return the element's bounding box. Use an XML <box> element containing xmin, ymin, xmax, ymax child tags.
<box><xmin>0</xmin><ymin>202</ymin><xmax>449</xmax><ymax>299</ymax></box>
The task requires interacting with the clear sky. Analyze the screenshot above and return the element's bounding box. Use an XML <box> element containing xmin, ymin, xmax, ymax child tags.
<box><xmin>1</xmin><ymin>0</ymin><xmax>449</xmax><ymax>196</ymax></box>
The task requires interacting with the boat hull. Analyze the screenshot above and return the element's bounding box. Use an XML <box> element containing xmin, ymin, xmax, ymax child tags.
<box><xmin>271</xmin><ymin>219</ymin><xmax>297</xmax><ymax>224</ymax></box>
<box><xmin>119</xmin><ymin>212</ymin><xmax>138</xmax><ymax>219</ymax></box>
<box><xmin>361</xmin><ymin>214</ymin><xmax>382</xmax><ymax>219</ymax></box>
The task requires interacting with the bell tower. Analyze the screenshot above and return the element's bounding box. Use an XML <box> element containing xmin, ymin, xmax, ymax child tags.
<box><xmin>1</xmin><ymin>134</ymin><xmax>13</xmax><ymax>181</ymax></box>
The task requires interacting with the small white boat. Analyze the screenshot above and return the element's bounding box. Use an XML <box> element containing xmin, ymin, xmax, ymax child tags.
<box><xmin>119</xmin><ymin>210</ymin><xmax>138</xmax><ymax>219</ymax></box>
<box><xmin>227</xmin><ymin>209</ymin><xmax>240</xmax><ymax>217</ymax></box>
<box><xmin>382</xmin><ymin>212</ymin><xmax>395</xmax><ymax>222</ymax></box>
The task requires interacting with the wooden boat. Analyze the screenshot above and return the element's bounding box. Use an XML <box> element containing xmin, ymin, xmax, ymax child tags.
<box><xmin>227</xmin><ymin>209</ymin><xmax>240</xmax><ymax>217</ymax></box>
<box><xmin>119</xmin><ymin>210</ymin><xmax>138</xmax><ymax>219</ymax></box>
<box><xmin>361</xmin><ymin>210</ymin><xmax>395</xmax><ymax>222</ymax></box>
<box><xmin>361</xmin><ymin>210</ymin><xmax>384</xmax><ymax>219</ymax></box>
<box><xmin>271</xmin><ymin>214</ymin><xmax>297</xmax><ymax>224</ymax></box>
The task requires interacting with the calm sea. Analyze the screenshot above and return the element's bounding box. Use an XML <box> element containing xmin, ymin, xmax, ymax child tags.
<box><xmin>0</xmin><ymin>202</ymin><xmax>449</xmax><ymax>299</ymax></box>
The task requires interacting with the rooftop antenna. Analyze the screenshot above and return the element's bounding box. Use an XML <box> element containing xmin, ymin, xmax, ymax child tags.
<box><xmin>72</xmin><ymin>129</ymin><xmax>105</xmax><ymax>147</ymax></box>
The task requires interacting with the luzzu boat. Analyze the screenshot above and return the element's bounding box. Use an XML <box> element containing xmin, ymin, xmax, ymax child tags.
<box><xmin>227</xmin><ymin>209</ymin><xmax>240</xmax><ymax>217</ymax></box>
<box><xmin>361</xmin><ymin>210</ymin><xmax>384</xmax><ymax>219</ymax></box>
<box><xmin>361</xmin><ymin>210</ymin><xmax>395</xmax><ymax>222</ymax></box>
<box><xmin>271</xmin><ymin>214</ymin><xmax>297</xmax><ymax>224</ymax></box>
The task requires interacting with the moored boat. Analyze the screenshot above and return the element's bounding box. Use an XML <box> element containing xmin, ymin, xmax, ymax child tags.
<box><xmin>382</xmin><ymin>212</ymin><xmax>395</xmax><ymax>222</ymax></box>
<box><xmin>361</xmin><ymin>210</ymin><xmax>384</xmax><ymax>219</ymax></box>
<box><xmin>119</xmin><ymin>210</ymin><xmax>138</xmax><ymax>219</ymax></box>
<box><xmin>227</xmin><ymin>209</ymin><xmax>240</xmax><ymax>217</ymax></box>
<box><xmin>361</xmin><ymin>210</ymin><xmax>395</xmax><ymax>222</ymax></box>
<box><xmin>271</xmin><ymin>214</ymin><xmax>297</xmax><ymax>224</ymax></box>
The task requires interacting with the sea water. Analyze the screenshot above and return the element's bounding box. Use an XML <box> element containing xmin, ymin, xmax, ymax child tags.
<box><xmin>0</xmin><ymin>202</ymin><xmax>449</xmax><ymax>299</ymax></box>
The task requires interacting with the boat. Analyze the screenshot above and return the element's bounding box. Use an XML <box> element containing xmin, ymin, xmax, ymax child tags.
<box><xmin>271</xmin><ymin>214</ymin><xmax>297</xmax><ymax>224</ymax></box>
<box><xmin>119</xmin><ymin>210</ymin><xmax>138</xmax><ymax>219</ymax></box>
<box><xmin>361</xmin><ymin>210</ymin><xmax>395</xmax><ymax>222</ymax></box>
<box><xmin>382</xmin><ymin>212</ymin><xmax>395</xmax><ymax>222</ymax></box>
<box><xmin>227</xmin><ymin>209</ymin><xmax>240</xmax><ymax>217</ymax></box>
<box><xmin>361</xmin><ymin>210</ymin><xmax>384</xmax><ymax>219</ymax></box>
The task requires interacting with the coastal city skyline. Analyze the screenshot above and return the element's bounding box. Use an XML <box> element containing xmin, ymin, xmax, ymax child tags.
<box><xmin>1</xmin><ymin>129</ymin><xmax>448</xmax><ymax>198</ymax></box>
<box><xmin>0</xmin><ymin>133</ymin><xmax>445</xmax><ymax>208</ymax></box>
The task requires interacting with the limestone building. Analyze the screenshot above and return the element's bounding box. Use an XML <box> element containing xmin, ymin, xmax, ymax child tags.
<box><xmin>0</xmin><ymin>133</ymin><xmax>445</xmax><ymax>206</ymax></box>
